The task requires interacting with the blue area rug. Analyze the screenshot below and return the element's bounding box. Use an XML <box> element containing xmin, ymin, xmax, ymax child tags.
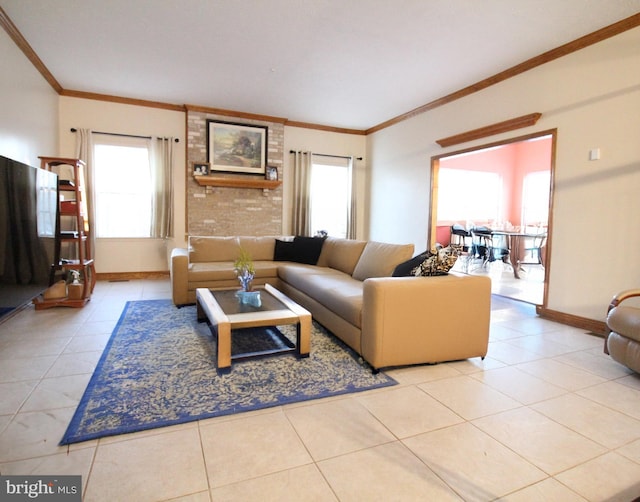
<box><xmin>61</xmin><ymin>299</ymin><xmax>396</xmax><ymax>444</ymax></box>
<box><xmin>0</xmin><ymin>307</ymin><xmax>14</xmax><ymax>318</ymax></box>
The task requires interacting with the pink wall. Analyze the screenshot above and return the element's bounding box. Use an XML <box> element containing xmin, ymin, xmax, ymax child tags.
<box><xmin>511</xmin><ymin>137</ymin><xmax>553</xmax><ymax>224</ymax></box>
<box><xmin>436</xmin><ymin>225</ymin><xmax>451</xmax><ymax>245</ymax></box>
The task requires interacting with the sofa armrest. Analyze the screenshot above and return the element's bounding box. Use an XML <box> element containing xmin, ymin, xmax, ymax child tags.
<box><xmin>605</xmin><ymin>288</ymin><xmax>640</xmax><ymax>354</ymax></box>
<box><xmin>361</xmin><ymin>273</ymin><xmax>491</xmax><ymax>369</ymax></box>
<box><xmin>170</xmin><ymin>247</ymin><xmax>190</xmax><ymax>305</ymax></box>
<box><xmin>608</xmin><ymin>289</ymin><xmax>640</xmax><ymax>313</ymax></box>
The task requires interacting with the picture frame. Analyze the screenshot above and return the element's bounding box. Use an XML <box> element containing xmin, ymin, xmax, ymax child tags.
<box><xmin>207</xmin><ymin>120</ymin><xmax>268</xmax><ymax>175</ymax></box>
<box><xmin>265</xmin><ymin>166</ymin><xmax>278</xmax><ymax>181</ymax></box>
<box><xmin>192</xmin><ymin>162</ymin><xmax>209</xmax><ymax>176</ymax></box>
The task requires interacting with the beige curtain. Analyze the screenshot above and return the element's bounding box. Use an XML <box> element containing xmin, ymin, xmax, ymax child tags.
<box><xmin>150</xmin><ymin>138</ymin><xmax>175</xmax><ymax>238</ymax></box>
<box><xmin>74</xmin><ymin>128</ymin><xmax>96</xmax><ymax>259</ymax></box>
<box><xmin>292</xmin><ymin>151</ymin><xmax>312</xmax><ymax>236</ymax></box>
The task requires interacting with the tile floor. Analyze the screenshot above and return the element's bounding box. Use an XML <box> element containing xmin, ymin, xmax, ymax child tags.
<box><xmin>453</xmin><ymin>258</ymin><xmax>545</xmax><ymax>305</ymax></box>
<box><xmin>1</xmin><ymin>279</ymin><xmax>640</xmax><ymax>501</ymax></box>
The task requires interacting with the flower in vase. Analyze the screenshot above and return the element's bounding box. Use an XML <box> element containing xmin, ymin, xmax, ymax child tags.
<box><xmin>234</xmin><ymin>247</ymin><xmax>255</xmax><ymax>291</ymax></box>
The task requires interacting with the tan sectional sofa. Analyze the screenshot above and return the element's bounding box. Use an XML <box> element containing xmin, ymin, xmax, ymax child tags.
<box><xmin>170</xmin><ymin>235</ymin><xmax>491</xmax><ymax>370</ymax></box>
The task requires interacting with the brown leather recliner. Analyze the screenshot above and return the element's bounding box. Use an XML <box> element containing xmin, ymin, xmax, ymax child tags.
<box><xmin>605</xmin><ymin>289</ymin><xmax>640</xmax><ymax>373</ymax></box>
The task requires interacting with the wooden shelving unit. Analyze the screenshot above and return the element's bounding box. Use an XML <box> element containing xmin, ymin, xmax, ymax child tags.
<box><xmin>33</xmin><ymin>157</ymin><xmax>96</xmax><ymax>309</ymax></box>
<box><xmin>194</xmin><ymin>176</ymin><xmax>282</xmax><ymax>190</ymax></box>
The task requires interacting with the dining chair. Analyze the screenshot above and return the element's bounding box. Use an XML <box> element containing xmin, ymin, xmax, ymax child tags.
<box><xmin>471</xmin><ymin>226</ymin><xmax>510</xmax><ymax>268</ymax></box>
<box><xmin>450</xmin><ymin>224</ymin><xmax>472</xmax><ymax>272</ymax></box>
<box><xmin>521</xmin><ymin>234</ymin><xmax>546</xmax><ymax>266</ymax></box>
<box><xmin>450</xmin><ymin>224</ymin><xmax>471</xmax><ymax>251</ymax></box>
<box><xmin>490</xmin><ymin>232</ymin><xmax>510</xmax><ymax>263</ymax></box>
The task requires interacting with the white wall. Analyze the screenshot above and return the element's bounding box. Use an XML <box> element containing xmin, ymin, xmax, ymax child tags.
<box><xmin>0</xmin><ymin>28</ymin><xmax>58</xmax><ymax>166</ymax></box>
<box><xmin>56</xmin><ymin>102</ymin><xmax>367</xmax><ymax>273</ymax></box>
<box><xmin>58</xmin><ymin>97</ymin><xmax>186</xmax><ymax>273</ymax></box>
<box><xmin>284</xmin><ymin>126</ymin><xmax>367</xmax><ymax>238</ymax></box>
<box><xmin>367</xmin><ymin>27</ymin><xmax>640</xmax><ymax>322</ymax></box>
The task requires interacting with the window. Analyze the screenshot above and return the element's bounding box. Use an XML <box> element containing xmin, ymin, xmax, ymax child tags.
<box><xmin>436</xmin><ymin>168</ymin><xmax>502</xmax><ymax>224</ymax></box>
<box><xmin>309</xmin><ymin>155</ymin><xmax>352</xmax><ymax>238</ymax></box>
<box><xmin>93</xmin><ymin>137</ymin><xmax>152</xmax><ymax>238</ymax></box>
<box><xmin>521</xmin><ymin>171</ymin><xmax>550</xmax><ymax>227</ymax></box>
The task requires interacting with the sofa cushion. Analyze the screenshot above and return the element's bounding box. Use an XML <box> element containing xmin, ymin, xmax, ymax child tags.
<box><xmin>188</xmin><ymin>262</ymin><xmax>238</xmax><ymax>282</ymax></box>
<box><xmin>317</xmin><ymin>238</ymin><xmax>367</xmax><ymax>275</ymax></box>
<box><xmin>238</xmin><ymin>236</ymin><xmax>277</xmax><ymax>261</ymax></box>
<box><xmin>277</xmin><ymin>263</ymin><xmax>341</xmax><ymax>288</ymax></box>
<box><xmin>312</xmin><ymin>282</ymin><xmax>363</xmax><ymax>328</ymax></box>
<box><xmin>278</xmin><ymin>264</ymin><xmax>363</xmax><ymax>327</ymax></box>
<box><xmin>188</xmin><ymin>261</ymin><xmax>279</xmax><ymax>282</ymax></box>
<box><xmin>352</xmin><ymin>241</ymin><xmax>415</xmax><ymax>281</ymax></box>
<box><xmin>189</xmin><ymin>236</ymin><xmax>239</xmax><ymax>263</ymax></box>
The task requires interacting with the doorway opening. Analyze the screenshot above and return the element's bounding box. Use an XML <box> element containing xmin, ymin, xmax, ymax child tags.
<box><xmin>429</xmin><ymin>130</ymin><xmax>556</xmax><ymax>305</ymax></box>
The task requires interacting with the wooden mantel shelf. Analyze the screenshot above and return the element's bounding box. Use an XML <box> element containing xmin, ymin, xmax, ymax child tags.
<box><xmin>194</xmin><ymin>176</ymin><xmax>282</xmax><ymax>189</ymax></box>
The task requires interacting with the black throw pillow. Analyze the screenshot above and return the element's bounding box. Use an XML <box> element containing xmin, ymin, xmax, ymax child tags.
<box><xmin>392</xmin><ymin>250</ymin><xmax>430</xmax><ymax>277</ymax></box>
<box><xmin>273</xmin><ymin>239</ymin><xmax>296</xmax><ymax>261</ymax></box>
<box><xmin>292</xmin><ymin>236</ymin><xmax>326</xmax><ymax>265</ymax></box>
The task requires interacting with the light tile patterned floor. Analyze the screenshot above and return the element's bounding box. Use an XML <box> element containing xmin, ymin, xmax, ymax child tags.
<box><xmin>1</xmin><ymin>279</ymin><xmax>640</xmax><ymax>501</ymax></box>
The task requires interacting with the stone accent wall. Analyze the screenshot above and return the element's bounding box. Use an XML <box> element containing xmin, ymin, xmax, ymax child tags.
<box><xmin>186</xmin><ymin>110</ymin><xmax>284</xmax><ymax>236</ymax></box>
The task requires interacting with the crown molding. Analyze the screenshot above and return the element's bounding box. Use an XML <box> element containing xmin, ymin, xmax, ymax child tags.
<box><xmin>367</xmin><ymin>13</ymin><xmax>640</xmax><ymax>134</ymax></box>
<box><xmin>185</xmin><ymin>106</ymin><xmax>366</xmax><ymax>134</ymax></box>
<box><xmin>3</xmin><ymin>7</ymin><xmax>639</xmax><ymax>136</ymax></box>
<box><xmin>60</xmin><ymin>89</ymin><xmax>185</xmax><ymax>112</ymax></box>
<box><xmin>184</xmin><ymin>104</ymin><xmax>288</xmax><ymax>124</ymax></box>
<box><xmin>0</xmin><ymin>5</ymin><xmax>63</xmax><ymax>93</ymax></box>
<box><xmin>284</xmin><ymin>120</ymin><xmax>366</xmax><ymax>136</ymax></box>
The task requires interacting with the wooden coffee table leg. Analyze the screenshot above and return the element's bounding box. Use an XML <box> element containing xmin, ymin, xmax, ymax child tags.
<box><xmin>297</xmin><ymin>313</ymin><xmax>311</xmax><ymax>358</ymax></box>
<box><xmin>217</xmin><ymin>322</ymin><xmax>232</xmax><ymax>369</ymax></box>
<box><xmin>196</xmin><ymin>298</ymin><xmax>206</xmax><ymax>323</ymax></box>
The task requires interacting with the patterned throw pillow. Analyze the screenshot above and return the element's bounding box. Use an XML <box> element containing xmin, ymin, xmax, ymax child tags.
<box><xmin>411</xmin><ymin>245</ymin><xmax>461</xmax><ymax>276</ymax></box>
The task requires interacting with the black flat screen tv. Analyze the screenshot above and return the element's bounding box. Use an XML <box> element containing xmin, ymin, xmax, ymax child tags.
<box><xmin>0</xmin><ymin>155</ymin><xmax>58</xmax><ymax>319</ymax></box>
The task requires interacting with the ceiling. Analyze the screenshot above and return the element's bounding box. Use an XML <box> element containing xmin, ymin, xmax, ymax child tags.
<box><xmin>2</xmin><ymin>0</ymin><xmax>640</xmax><ymax>131</ymax></box>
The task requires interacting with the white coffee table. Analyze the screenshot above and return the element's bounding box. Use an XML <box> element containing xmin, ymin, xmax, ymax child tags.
<box><xmin>196</xmin><ymin>284</ymin><xmax>311</xmax><ymax>370</ymax></box>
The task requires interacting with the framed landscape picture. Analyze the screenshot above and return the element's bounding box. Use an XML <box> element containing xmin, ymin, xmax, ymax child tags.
<box><xmin>207</xmin><ymin>120</ymin><xmax>268</xmax><ymax>175</ymax></box>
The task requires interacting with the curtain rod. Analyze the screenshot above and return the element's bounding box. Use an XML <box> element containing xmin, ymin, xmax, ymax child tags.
<box><xmin>289</xmin><ymin>150</ymin><xmax>362</xmax><ymax>161</ymax></box>
<box><xmin>70</xmin><ymin>128</ymin><xmax>179</xmax><ymax>143</ymax></box>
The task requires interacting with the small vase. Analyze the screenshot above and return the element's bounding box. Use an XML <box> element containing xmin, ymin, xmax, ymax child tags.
<box><xmin>236</xmin><ymin>290</ymin><xmax>262</xmax><ymax>307</ymax></box>
<box><xmin>238</xmin><ymin>269</ymin><xmax>254</xmax><ymax>292</ymax></box>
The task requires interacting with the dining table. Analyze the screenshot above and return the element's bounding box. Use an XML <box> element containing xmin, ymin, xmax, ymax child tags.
<box><xmin>490</xmin><ymin>230</ymin><xmax>546</xmax><ymax>279</ymax></box>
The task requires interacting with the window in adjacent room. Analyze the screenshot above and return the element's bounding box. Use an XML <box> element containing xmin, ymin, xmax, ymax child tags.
<box><xmin>93</xmin><ymin>137</ymin><xmax>152</xmax><ymax>238</ymax></box>
<box><xmin>521</xmin><ymin>170</ymin><xmax>551</xmax><ymax>228</ymax></box>
<box><xmin>309</xmin><ymin>154</ymin><xmax>352</xmax><ymax>238</ymax></box>
<box><xmin>436</xmin><ymin>168</ymin><xmax>502</xmax><ymax>224</ymax></box>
